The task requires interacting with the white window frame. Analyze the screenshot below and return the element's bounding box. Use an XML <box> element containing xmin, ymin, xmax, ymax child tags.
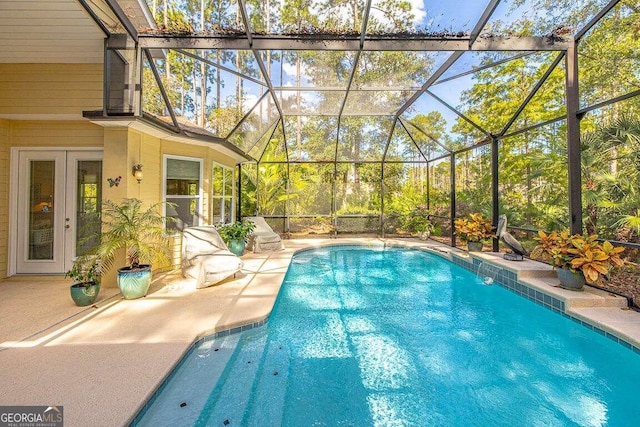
<box><xmin>211</xmin><ymin>162</ymin><xmax>236</xmax><ymax>224</ymax></box>
<box><xmin>163</xmin><ymin>155</ymin><xmax>203</xmax><ymax>232</ymax></box>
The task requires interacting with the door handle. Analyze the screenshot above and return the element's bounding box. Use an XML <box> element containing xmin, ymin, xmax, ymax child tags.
<box><xmin>65</xmin><ymin>224</ymin><xmax>71</xmax><ymax>229</ymax></box>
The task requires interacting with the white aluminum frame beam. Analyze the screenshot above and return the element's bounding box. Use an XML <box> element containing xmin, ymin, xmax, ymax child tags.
<box><xmin>138</xmin><ymin>35</ymin><xmax>572</xmax><ymax>52</ymax></box>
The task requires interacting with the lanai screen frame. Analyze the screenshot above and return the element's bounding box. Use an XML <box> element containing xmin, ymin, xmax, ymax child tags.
<box><xmin>80</xmin><ymin>0</ymin><xmax>638</xmax><ymax>249</ymax></box>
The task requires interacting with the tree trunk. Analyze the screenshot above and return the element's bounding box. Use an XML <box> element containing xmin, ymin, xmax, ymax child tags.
<box><xmin>200</xmin><ymin>62</ymin><xmax>206</xmax><ymax>126</ymax></box>
<box><xmin>236</xmin><ymin>5</ymin><xmax>241</xmax><ymax>121</ymax></box>
<box><xmin>180</xmin><ymin>74</ymin><xmax>185</xmax><ymax>113</ymax></box>
<box><xmin>199</xmin><ymin>0</ymin><xmax>206</xmax><ymax>126</ymax></box>
<box><xmin>350</xmin><ymin>0</ymin><xmax>359</xmax><ymax>31</ymax></box>
<box><xmin>296</xmin><ymin>52</ymin><xmax>302</xmax><ymax>160</ymax></box>
<box><xmin>586</xmin><ymin>203</ymin><xmax>598</xmax><ymax>235</ymax></box>
<box><xmin>192</xmin><ymin>65</ymin><xmax>198</xmax><ymax>125</ymax></box>
<box><xmin>163</xmin><ymin>0</ymin><xmax>167</xmax><ymax>28</ymax></box>
<box><xmin>216</xmin><ymin>50</ymin><xmax>221</xmax><ymax>134</ymax></box>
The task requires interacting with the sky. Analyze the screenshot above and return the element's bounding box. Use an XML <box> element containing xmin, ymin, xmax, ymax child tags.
<box><xmin>150</xmin><ymin>0</ymin><xmax>598</xmax><ymax>143</ymax></box>
<box><xmin>412</xmin><ymin>0</ymin><xmax>490</xmax><ymax>33</ymax></box>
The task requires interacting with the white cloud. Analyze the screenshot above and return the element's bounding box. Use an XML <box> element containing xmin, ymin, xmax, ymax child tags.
<box><xmin>409</xmin><ymin>0</ymin><xmax>427</xmax><ymax>24</ymax></box>
<box><xmin>278</xmin><ymin>90</ymin><xmax>317</xmax><ymax>105</ymax></box>
<box><xmin>281</xmin><ymin>61</ymin><xmax>309</xmax><ymax>82</ymax></box>
<box><xmin>369</xmin><ymin>0</ymin><xmax>427</xmax><ymax>27</ymax></box>
<box><xmin>240</xmin><ymin>94</ymin><xmax>259</xmax><ymax>113</ymax></box>
<box><xmin>279</xmin><ymin>90</ymin><xmax>296</xmax><ymax>101</ymax></box>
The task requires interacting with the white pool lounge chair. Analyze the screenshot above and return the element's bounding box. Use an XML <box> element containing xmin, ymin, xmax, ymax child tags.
<box><xmin>244</xmin><ymin>216</ymin><xmax>285</xmax><ymax>253</ymax></box>
<box><xmin>181</xmin><ymin>226</ymin><xmax>243</xmax><ymax>288</ymax></box>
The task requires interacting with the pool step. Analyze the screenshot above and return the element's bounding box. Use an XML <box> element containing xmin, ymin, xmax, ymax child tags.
<box><xmin>196</xmin><ymin>331</ymin><xmax>268</xmax><ymax>426</ymax></box>
<box><xmin>460</xmin><ymin>252</ymin><xmax>628</xmax><ymax>310</ymax></box>
<box><xmin>520</xmin><ymin>276</ymin><xmax>628</xmax><ymax>310</ymax></box>
<box><xmin>134</xmin><ymin>334</ymin><xmax>243</xmax><ymax>427</ymax></box>
<box><xmin>243</xmin><ymin>340</ymin><xmax>291</xmax><ymax>426</ymax></box>
<box><xmin>467</xmin><ymin>252</ymin><xmax>557</xmax><ymax>279</ymax></box>
<box><xmin>567</xmin><ymin>306</ymin><xmax>640</xmax><ymax>349</ymax></box>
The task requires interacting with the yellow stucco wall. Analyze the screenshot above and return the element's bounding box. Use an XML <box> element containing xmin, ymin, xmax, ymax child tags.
<box><xmin>127</xmin><ymin>130</ymin><xmax>239</xmax><ymax>225</ymax></box>
<box><xmin>0</xmin><ymin>120</ymin><xmax>242</xmax><ymax>280</ymax></box>
<box><xmin>125</xmin><ymin>129</ymin><xmax>163</xmax><ymax>205</ymax></box>
<box><xmin>0</xmin><ymin>122</ymin><xmax>240</xmax><ymax>273</ymax></box>
<box><xmin>97</xmin><ymin>127</ymin><xmax>242</xmax><ymax>285</ymax></box>
<box><xmin>101</xmin><ymin>127</ymin><xmax>239</xmax><ymax>210</ymax></box>
<box><xmin>0</xmin><ymin>63</ymin><xmax>102</xmax><ymax>116</ymax></box>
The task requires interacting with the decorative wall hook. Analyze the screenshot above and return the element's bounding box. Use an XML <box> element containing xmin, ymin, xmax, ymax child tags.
<box><xmin>107</xmin><ymin>176</ymin><xmax>122</xmax><ymax>187</ymax></box>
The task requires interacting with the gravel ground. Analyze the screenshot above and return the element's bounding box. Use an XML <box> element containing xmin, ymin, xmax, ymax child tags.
<box><xmin>600</xmin><ymin>268</ymin><xmax>640</xmax><ymax>308</ymax></box>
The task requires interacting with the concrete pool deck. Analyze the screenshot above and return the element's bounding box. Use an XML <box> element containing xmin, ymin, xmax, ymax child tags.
<box><xmin>1</xmin><ymin>237</ymin><xmax>639</xmax><ymax>427</ymax></box>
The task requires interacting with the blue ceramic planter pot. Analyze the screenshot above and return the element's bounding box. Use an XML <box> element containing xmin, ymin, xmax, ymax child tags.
<box><xmin>70</xmin><ymin>282</ymin><xmax>100</xmax><ymax>306</ymax></box>
<box><xmin>117</xmin><ymin>265</ymin><xmax>152</xmax><ymax>299</ymax></box>
<box><xmin>228</xmin><ymin>239</ymin><xmax>245</xmax><ymax>256</ymax></box>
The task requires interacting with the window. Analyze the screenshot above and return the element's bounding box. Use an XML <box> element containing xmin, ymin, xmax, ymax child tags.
<box><xmin>212</xmin><ymin>164</ymin><xmax>235</xmax><ymax>224</ymax></box>
<box><xmin>164</xmin><ymin>156</ymin><xmax>202</xmax><ymax>231</ymax></box>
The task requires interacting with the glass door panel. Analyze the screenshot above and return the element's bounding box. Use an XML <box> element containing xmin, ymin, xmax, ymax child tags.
<box><xmin>75</xmin><ymin>160</ymin><xmax>102</xmax><ymax>256</ymax></box>
<box><xmin>17</xmin><ymin>151</ymin><xmax>66</xmax><ymax>274</ymax></box>
<box><xmin>28</xmin><ymin>161</ymin><xmax>55</xmax><ymax>260</ymax></box>
<box><xmin>64</xmin><ymin>152</ymin><xmax>103</xmax><ymax>272</ymax></box>
<box><xmin>15</xmin><ymin>150</ymin><xmax>103</xmax><ymax>274</ymax></box>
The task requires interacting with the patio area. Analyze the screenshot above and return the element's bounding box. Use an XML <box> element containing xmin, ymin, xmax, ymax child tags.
<box><xmin>1</xmin><ymin>238</ymin><xmax>640</xmax><ymax>427</ymax></box>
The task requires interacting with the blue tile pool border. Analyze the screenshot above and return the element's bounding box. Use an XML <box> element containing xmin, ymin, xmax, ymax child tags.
<box><xmin>446</xmin><ymin>250</ymin><xmax>640</xmax><ymax>356</ymax></box>
<box><xmin>451</xmin><ymin>254</ymin><xmax>566</xmax><ymax>311</ymax></box>
<box><xmin>296</xmin><ymin>244</ymin><xmax>640</xmax><ymax>355</ymax></box>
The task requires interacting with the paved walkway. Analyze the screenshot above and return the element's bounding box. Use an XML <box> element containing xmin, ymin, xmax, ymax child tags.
<box><xmin>0</xmin><ymin>238</ymin><xmax>638</xmax><ymax>427</ymax></box>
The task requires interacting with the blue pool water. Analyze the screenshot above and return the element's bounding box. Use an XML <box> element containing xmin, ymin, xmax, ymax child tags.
<box><xmin>135</xmin><ymin>246</ymin><xmax>640</xmax><ymax>426</ymax></box>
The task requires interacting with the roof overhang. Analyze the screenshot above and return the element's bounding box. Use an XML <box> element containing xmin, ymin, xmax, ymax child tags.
<box><xmin>83</xmin><ymin>112</ymin><xmax>251</xmax><ymax>164</ymax></box>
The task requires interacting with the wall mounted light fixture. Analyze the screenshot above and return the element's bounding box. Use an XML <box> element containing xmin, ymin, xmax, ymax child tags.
<box><xmin>132</xmin><ymin>164</ymin><xmax>143</xmax><ymax>184</ymax></box>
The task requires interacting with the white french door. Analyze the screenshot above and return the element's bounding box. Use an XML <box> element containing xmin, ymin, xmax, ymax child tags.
<box><xmin>15</xmin><ymin>150</ymin><xmax>102</xmax><ymax>274</ymax></box>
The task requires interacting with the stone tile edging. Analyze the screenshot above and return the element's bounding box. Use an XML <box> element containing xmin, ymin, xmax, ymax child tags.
<box><xmin>444</xmin><ymin>249</ymin><xmax>640</xmax><ymax>356</ymax></box>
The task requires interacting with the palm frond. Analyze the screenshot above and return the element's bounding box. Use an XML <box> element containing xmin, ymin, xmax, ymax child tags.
<box><xmin>88</xmin><ymin>198</ymin><xmax>175</xmax><ymax>271</ymax></box>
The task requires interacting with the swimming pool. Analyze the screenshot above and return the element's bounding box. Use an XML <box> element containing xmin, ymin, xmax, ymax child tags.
<box><xmin>134</xmin><ymin>246</ymin><xmax>640</xmax><ymax>426</ymax></box>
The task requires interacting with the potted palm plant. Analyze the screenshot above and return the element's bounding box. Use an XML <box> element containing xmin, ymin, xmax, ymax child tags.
<box><xmin>216</xmin><ymin>220</ymin><xmax>256</xmax><ymax>256</ymax></box>
<box><xmin>531</xmin><ymin>231</ymin><xmax>626</xmax><ymax>290</ymax></box>
<box><xmin>454</xmin><ymin>213</ymin><xmax>493</xmax><ymax>252</ymax></box>
<box><xmin>93</xmin><ymin>198</ymin><xmax>174</xmax><ymax>299</ymax></box>
<box><xmin>66</xmin><ymin>255</ymin><xmax>102</xmax><ymax>306</ymax></box>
